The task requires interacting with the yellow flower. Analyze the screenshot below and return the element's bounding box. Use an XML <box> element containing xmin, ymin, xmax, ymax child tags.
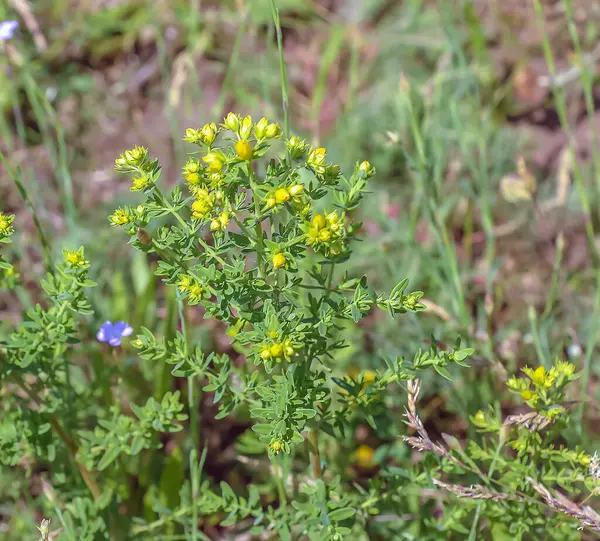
<box><xmin>260</xmin><ymin>348</ymin><xmax>272</xmax><ymax>360</ymax></box>
<box><xmin>235</xmin><ymin>140</ymin><xmax>253</xmax><ymax>161</ymax></box>
<box><xmin>354</xmin><ymin>445</ymin><xmax>375</xmax><ymax>469</ymax></box>
<box><xmin>223</xmin><ymin>112</ymin><xmax>240</xmax><ymax>132</ymax></box>
<box><xmin>115</xmin><ymin>145</ymin><xmax>148</xmax><ymax>169</ymax></box>
<box><xmin>265</xmin><ymin>196</ymin><xmax>276</xmax><ymax>209</ymax></box>
<box><xmin>473</xmin><ymin>410</ymin><xmax>486</xmax><ymax>426</ymax></box>
<box><xmin>210</xmin><ymin>212</ymin><xmax>230</xmax><ymax>232</ymax></box>
<box><xmin>307</xmin><ymin>147</ymin><xmax>327</xmax><ymax>175</ymax></box>
<box><xmin>312</xmin><ymin>214</ymin><xmax>326</xmax><ymax>230</ymax></box>
<box><xmin>254</xmin><ymin>117</ymin><xmax>269</xmax><ymax>139</ymax></box>
<box><xmin>182</xmin><ymin>158</ymin><xmax>202</xmax><ymax>185</ymax></box>
<box><xmin>289</xmin><ymin>184</ymin><xmax>304</xmax><ymax>197</ymax></box>
<box><xmin>269</xmin><ymin>439</ymin><xmax>284</xmax><ymax>454</ymax></box>
<box><xmin>272</xmin><ymin>252</ymin><xmax>286</xmax><ymax>269</ymax></box>
<box><xmin>109</xmin><ymin>208</ymin><xmax>133</xmax><ymax>227</ymax></box>
<box><xmin>177</xmin><ymin>274</ymin><xmax>193</xmax><ymax>292</ymax></box>
<box><xmin>358</xmin><ymin>160</ymin><xmax>375</xmax><ymax>178</ymax></box>
<box><xmin>131</xmin><ymin>174</ymin><xmax>152</xmax><ymax>192</ymax></box>
<box><xmin>265</xmin><ymin>123</ymin><xmax>281</xmax><ymax>139</ymax></box>
<box><xmin>521</xmin><ymin>390</ymin><xmax>534</xmax><ymax>401</ymax></box>
<box><xmin>0</xmin><ymin>213</ymin><xmax>15</xmax><ymax>236</ymax></box>
<box><xmin>239</xmin><ymin>115</ymin><xmax>253</xmax><ymax>140</ymax></box>
<box><xmin>189</xmin><ymin>284</ymin><xmax>204</xmax><ymax>303</ymax></box>
<box><xmin>270</xmin><ymin>343</ymin><xmax>284</xmax><ymax>358</ymax></box>
<box><xmin>286</xmin><ymin>136</ymin><xmax>308</xmax><ymax>159</ymax></box>
<box><xmin>183</xmin><ymin>127</ymin><xmax>202</xmax><ymax>144</ymax></box>
<box><xmin>202</xmin><ymin>152</ymin><xmax>225</xmax><ymax>173</ymax></box>
<box><xmin>283</xmin><ymin>339</ymin><xmax>295</xmax><ymax>357</ymax></box>
<box><xmin>200</xmin><ymin>122</ymin><xmax>217</xmax><ymax>145</ymax></box>
<box><xmin>556</xmin><ymin>360</ymin><xmax>575</xmax><ymax>377</ymax></box>
<box><xmin>532</xmin><ymin>366</ymin><xmax>546</xmax><ymax>386</ymax></box>
<box><xmin>63</xmin><ymin>249</ymin><xmax>87</xmax><ymax>268</ymax></box>
<box><xmin>274</xmin><ymin>188</ymin><xmax>291</xmax><ymax>204</ymax></box>
<box><xmin>191</xmin><ymin>188</ymin><xmax>214</xmax><ymax>220</ymax></box>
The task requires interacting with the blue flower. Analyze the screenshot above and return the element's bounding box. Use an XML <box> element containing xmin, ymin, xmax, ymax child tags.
<box><xmin>0</xmin><ymin>20</ymin><xmax>19</xmax><ymax>41</ymax></box>
<box><xmin>97</xmin><ymin>320</ymin><xmax>133</xmax><ymax>347</ymax></box>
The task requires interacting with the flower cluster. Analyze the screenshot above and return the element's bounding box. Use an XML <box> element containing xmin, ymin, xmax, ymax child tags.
<box><xmin>114</xmin><ymin>146</ymin><xmax>161</xmax><ymax>192</ymax></box>
<box><xmin>305</xmin><ymin>211</ymin><xmax>345</xmax><ymax>256</ymax></box>
<box><xmin>507</xmin><ymin>360</ymin><xmax>578</xmax><ymax>407</ymax></box>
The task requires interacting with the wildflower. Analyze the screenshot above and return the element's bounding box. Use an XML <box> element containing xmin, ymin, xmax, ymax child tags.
<box><xmin>200</xmin><ymin>123</ymin><xmax>218</xmax><ymax>145</ymax></box>
<box><xmin>203</xmin><ymin>151</ymin><xmax>225</xmax><ymax>173</ymax></box>
<box><xmin>307</xmin><ymin>147</ymin><xmax>327</xmax><ymax>176</ymax></box>
<box><xmin>96</xmin><ymin>320</ymin><xmax>134</xmax><ymax>347</ymax></box>
<box><xmin>532</xmin><ymin>366</ymin><xmax>547</xmax><ymax>386</ymax></box>
<box><xmin>210</xmin><ymin>212</ymin><xmax>230</xmax><ymax>232</ymax></box>
<box><xmin>265</xmin><ymin>123</ymin><xmax>281</xmax><ymax>139</ymax></box>
<box><xmin>265</xmin><ymin>196</ymin><xmax>276</xmax><ymax>209</ymax></box>
<box><xmin>272</xmin><ymin>252</ymin><xmax>286</xmax><ymax>269</ymax></box>
<box><xmin>0</xmin><ymin>212</ymin><xmax>15</xmax><ymax>237</ymax></box>
<box><xmin>182</xmin><ymin>158</ymin><xmax>203</xmax><ymax>185</ymax></box>
<box><xmin>115</xmin><ymin>146</ymin><xmax>148</xmax><ymax>170</ymax></box>
<box><xmin>289</xmin><ymin>184</ymin><xmax>304</xmax><ymax>197</ymax></box>
<box><xmin>274</xmin><ymin>188</ymin><xmax>290</xmax><ymax>204</ymax></box>
<box><xmin>254</xmin><ymin>117</ymin><xmax>269</xmax><ymax>139</ymax></box>
<box><xmin>235</xmin><ymin>140</ymin><xmax>253</xmax><ymax>161</ymax></box>
<box><xmin>191</xmin><ymin>188</ymin><xmax>214</xmax><ymax>220</ymax></box>
<box><xmin>207</xmin><ymin>172</ymin><xmax>224</xmax><ymax>189</ymax></box>
<box><xmin>520</xmin><ymin>390</ymin><xmax>534</xmax><ymax>401</ymax></box>
<box><xmin>109</xmin><ymin>207</ymin><xmax>134</xmax><ymax>227</ymax></box>
<box><xmin>286</xmin><ymin>136</ymin><xmax>308</xmax><ymax>160</ymax></box>
<box><xmin>472</xmin><ymin>410</ymin><xmax>486</xmax><ymax>428</ymax></box>
<box><xmin>354</xmin><ymin>445</ymin><xmax>376</xmax><ymax>469</ymax></box>
<box><xmin>556</xmin><ymin>360</ymin><xmax>576</xmax><ymax>377</ymax></box>
<box><xmin>223</xmin><ymin>112</ymin><xmax>240</xmax><ymax>132</ymax></box>
<box><xmin>270</xmin><ymin>343</ymin><xmax>284</xmax><ymax>358</ymax></box>
<box><xmin>239</xmin><ymin>115</ymin><xmax>253</xmax><ymax>140</ymax></box>
<box><xmin>131</xmin><ymin>173</ymin><xmax>152</xmax><ymax>192</ymax></box>
<box><xmin>0</xmin><ymin>20</ymin><xmax>18</xmax><ymax>41</ymax></box>
<box><xmin>358</xmin><ymin>160</ymin><xmax>375</xmax><ymax>178</ymax></box>
<box><xmin>177</xmin><ymin>274</ymin><xmax>205</xmax><ymax>303</ymax></box>
<box><xmin>322</xmin><ymin>163</ymin><xmax>341</xmax><ymax>184</ymax></box>
<box><xmin>63</xmin><ymin>248</ymin><xmax>87</xmax><ymax>268</ymax></box>
<box><xmin>183</xmin><ymin>128</ymin><xmax>202</xmax><ymax>144</ymax></box>
<box><xmin>269</xmin><ymin>439</ymin><xmax>284</xmax><ymax>455</ymax></box>
<box><xmin>283</xmin><ymin>339</ymin><xmax>295</xmax><ymax>357</ymax></box>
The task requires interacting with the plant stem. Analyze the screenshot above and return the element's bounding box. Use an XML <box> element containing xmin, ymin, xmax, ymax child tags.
<box><xmin>308</xmin><ymin>429</ymin><xmax>322</xmax><ymax>479</ymax></box>
<box><xmin>268</xmin><ymin>0</ymin><xmax>290</xmax><ymax>138</ymax></box>
<box><xmin>247</xmin><ymin>163</ymin><xmax>266</xmax><ymax>276</ymax></box>
<box><xmin>14</xmin><ymin>376</ymin><xmax>101</xmax><ymax>500</ymax></box>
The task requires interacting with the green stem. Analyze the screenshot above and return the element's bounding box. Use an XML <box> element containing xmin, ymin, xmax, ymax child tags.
<box><xmin>247</xmin><ymin>164</ymin><xmax>266</xmax><ymax>276</ymax></box>
<box><xmin>308</xmin><ymin>429</ymin><xmax>322</xmax><ymax>479</ymax></box>
<box><xmin>268</xmin><ymin>0</ymin><xmax>290</xmax><ymax>139</ymax></box>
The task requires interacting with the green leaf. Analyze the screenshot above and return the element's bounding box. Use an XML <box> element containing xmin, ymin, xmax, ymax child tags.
<box><xmin>329</xmin><ymin>507</ymin><xmax>355</xmax><ymax>521</ymax></box>
<box><xmin>98</xmin><ymin>446</ymin><xmax>122</xmax><ymax>471</ymax></box>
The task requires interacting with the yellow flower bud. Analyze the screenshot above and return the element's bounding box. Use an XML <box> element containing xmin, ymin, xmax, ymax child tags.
<box><xmin>239</xmin><ymin>115</ymin><xmax>253</xmax><ymax>140</ymax></box>
<box><xmin>532</xmin><ymin>366</ymin><xmax>546</xmax><ymax>386</ymax></box>
<box><xmin>268</xmin><ymin>330</ymin><xmax>279</xmax><ymax>339</ymax></box>
<box><xmin>131</xmin><ymin>174</ymin><xmax>151</xmax><ymax>192</ymax></box>
<box><xmin>289</xmin><ymin>184</ymin><xmax>304</xmax><ymax>197</ymax></box>
<box><xmin>63</xmin><ymin>249</ymin><xmax>87</xmax><ymax>268</ymax></box>
<box><xmin>183</xmin><ymin>127</ymin><xmax>202</xmax><ymax>144</ymax></box>
<box><xmin>270</xmin><ymin>343</ymin><xmax>283</xmax><ymax>358</ymax></box>
<box><xmin>210</xmin><ymin>219</ymin><xmax>221</xmax><ymax>231</ymax></box>
<box><xmin>318</xmin><ymin>229</ymin><xmax>331</xmax><ymax>242</ymax></box>
<box><xmin>265</xmin><ymin>123</ymin><xmax>281</xmax><ymax>139</ymax></box>
<box><xmin>269</xmin><ymin>439</ymin><xmax>284</xmax><ymax>454</ymax></box>
<box><xmin>358</xmin><ymin>160</ymin><xmax>375</xmax><ymax>178</ymax></box>
<box><xmin>223</xmin><ymin>112</ymin><xmax>240</xmax><ymax>132</ymax></box>
<box><xmin>260</xmin><ymin>348</ymin><xmax>272</xmax><ymax>360</ymax></box>
<box><xmin>521</xmin><ymin>390</ymin><xmax>534</xmax><ymax>401</ymax></box>
<box><xmin>203</xmin><ymin>152</ymin><xmax>225</xmax><ymax>173</ymax></box>
<box><xmin>0</xmin><ymin>213</ymin><xmax>15</xmax><ymax>236</ymax></box>
<box><xmin>274</xmin><ymin>188</ymin><xmax>291</xmax><ymax>204</ymax></box>
<box><xmin>200</xmin><ymin>122</ymin><xmax>217</xmax><ymax>145</ymax></box>
<box><xmin>354</xmin><ymin>445</ymin><xmax>375</xmax><ymax>469</ymax></box>
<box><xmin>235</xmin><ymin>140</ymin><xmax>253</xmax><ymax>161</ymax></box>
<box><xmin>254</xmin><ymin>117</ymin><xmax>269</xmax><ymax>139</ymax></box>
<box><xmin>312</xmin><ymin>214</ymin><xmax>326</xmax><ymax>229</ymax></box>
<box><xmin>272</xmin><ymin>252</ymin><xmax>286</xmax><ymax>269</ymax></box>
<box><xmin>265</xmin><ymin>197</ymin><xmax>276</xmax><ymax>209</ymax></box>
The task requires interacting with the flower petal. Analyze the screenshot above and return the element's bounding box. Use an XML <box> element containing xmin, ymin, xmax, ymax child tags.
<box><xmin>108</xmin><ymin>336</ymin><xmax>122</xmax><ymax>347</ymax></box>
<box><xmin>0</xmin><ymin>20</ymin><xmax>19</xmax><ymax>41</ymax></box>
<box><xmin>96</xmin><ymin>321</ymin><xmax>113</xmax><ymax>342</ymax></box>
<box><xmin>113</xmin><ymin>321</ymin><xmax>133</xmax><ymax>337</ymax></box>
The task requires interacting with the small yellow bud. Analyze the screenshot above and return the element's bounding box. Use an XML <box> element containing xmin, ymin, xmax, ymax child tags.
<box><xmin>272</xmin><ymin>253</ymin><xmax>286</xmax><ymax>269</ymax></box>
<box><xmin>274</xmin><ymin>188</ymin><xmax>291</xmax><ymax>204</ymax></box>
<box><xmin>200</xmin><ymin>122</ymin><xmax>217</xmax><ymax>145</ymax></box>
<box><xmin>532</xmin><ymin>366</ymin><xmax>546</xmax><ymax>386</ymax></box>
<box><xmin>474</xmin><ymin>410</ymin><xmax>486</xmax><ymax>425</ymax></box>
<box><xmin>183</xmin><ymin>127</ymin><xmax>202</xmax><ymax>144</ymax></box>
<box><xmin>312</xmin><ymin>214</ymin><xmax>326</xmax><ymax>229</ymax></box>
<box><xmin>235</xmin><ymin>140</ymin><xmax>253</xmax><ymax>161</ymax></box>
<box><xmin>189</xmin><ymin>284</ymin><xmax>204</xmax><ymax>302</ymax></box>
<box><xmin>131</xmin><ymin>174</ymin><xmax>151</xmax><ymax>192</ymax></box>
<box><xmin>0</xmin><ymin>213</ymin><xmax>15</xmax><ymax>236</ymax></box>
<box><xmin>210</xmin><ymin>219</ymin><xmax>221</xmax><ymax>231</ymax></box>
<box><xmin>318</xmin><ymin>229</ymin><xmax>331</xmax><ymax>242</ymax></box>
<box><xmin>521</xmin><ymin>390</ymin><xmax>534</xmax><ymax>401</ymax></box>
<box><xmin>254</xmin><ymin>117</ymin><xmax>269</xmax><ymax>139</ymax></box>
<box><xmin>223</xmin><ymin>112</ymin><xmax>240</xmax><ymax>132</ymax></box>
<box><xmin>270</xmin><ymin>343</ymin><xmax>284</xmax><ymax>358</ymax></box>
<box><xmin>268</xmin><ymin>330</ymin><xmax>279</xmax><ymax>339</ymax></box>
<box><xmin>265</xmin><ymin>123</ymin><xmax>281</xmax><ymax>139</ymax></box>
<box><xmin>63</xmin><ymin>249</ymin><xmax>87</xmax><ymax>268</ymax></box>
<box><xmin>203</xmin><ymin>152</ymin><xmax>225</xmax><ymax>173</ymax></box>
<box><xmin>239</xmin><ymin>115</ymin><xmax>253</xmax><ymax>140</ymax></box>
<box><xmin>265</xmin><ymin>197</ymin><xmax>276</xmax><ymax>209</ymax></box>
<box><xmin>269</xmin><ymin>439</ymin><xmax>284</xmax><ymax>454</ymax></box>
<box><xmin>289</xmin><ymin>184</ymin><xmax>304</xmax><ymax>197</ymax></box>
<box><xmin>358</xmin><ymin>160</ymin><xmax>375</xmax><ymax>178</ymax></box>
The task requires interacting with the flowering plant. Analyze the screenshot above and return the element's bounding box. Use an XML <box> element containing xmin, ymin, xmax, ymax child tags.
<box><xmin>2</xmin><ymin>114</ymin><xmax>600</xmax><ymax>540</ymax></box>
